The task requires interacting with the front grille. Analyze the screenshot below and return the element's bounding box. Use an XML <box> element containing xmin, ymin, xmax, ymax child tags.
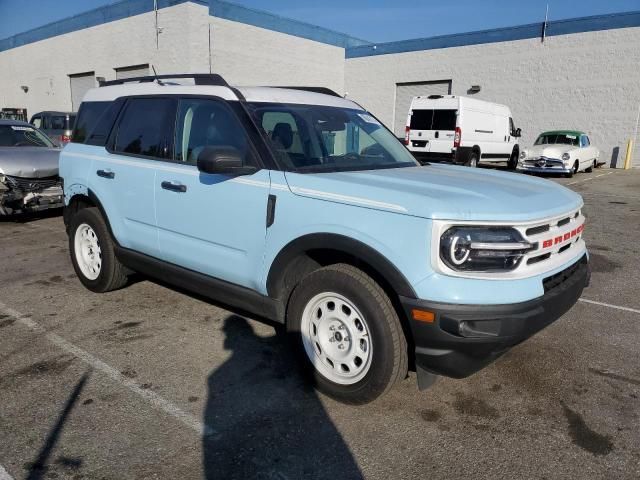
<box><xmin>5</xmin><ymin>175</ymin><xmax>61</xmax><ymax>192</ymax></box>
<box><xmin>526</xmin><ymin>224</ymin><xmax>550</xmax><ymax>236</ymax></box>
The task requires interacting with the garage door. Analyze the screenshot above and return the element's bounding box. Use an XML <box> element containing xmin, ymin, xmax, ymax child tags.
<box><xmin>69</xmin><ymin>72</ymin><xmax>96</xmax><ymax>111</ymax></box>
<box><xmin>394</xmin><ymin>81</ymin><xmax>452</xmax><ymax>136</ymax></box>
<box><xmin>115</xmin><ymin>64</ymin><xmax>149</xmax><ymax>80</ymax></box>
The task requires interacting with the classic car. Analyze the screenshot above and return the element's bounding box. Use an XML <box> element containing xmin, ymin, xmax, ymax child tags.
<box><xmin>0</xmin><ymin>119</ymin><xmax>63</xmax><ymax>216</ymax></box>
<box><xmin>517</xmin><ymin>130</ymin><xmax>600</xmax><ymax>177</ymax></box>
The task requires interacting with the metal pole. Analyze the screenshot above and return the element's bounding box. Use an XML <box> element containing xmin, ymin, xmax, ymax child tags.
<box><xmin>632</xmin><ymin>100</ymin><xmax>640</xmax><ymax>168</ymax></box>
<box><xmin>154</xmin><ymin>0</ymin><xmax>159</xmax><ymax>49</ymax></box>
<box><xmin>208</xmin><ymin>24</ymin><xmax>212</xmax><ymax>74</ymax></box>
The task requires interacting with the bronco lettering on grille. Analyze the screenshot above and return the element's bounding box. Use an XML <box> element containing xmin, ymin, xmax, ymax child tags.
<box><xmin>541</xmin><ymin>224</ymin><xmax>584</xmax><ymax>249</ymax></box>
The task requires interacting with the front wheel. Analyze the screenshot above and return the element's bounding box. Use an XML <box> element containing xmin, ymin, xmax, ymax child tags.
<box><xmin>287</xmin><ymin>264</ymin><xmax>408</xmax><ymax>404</ymax></box>
<box><xmin>69</xmin><ymin>207</ymin><xmax>128</xmax><ymax>292</ymax></box>
<box><xmin>507</xmin><ymin>150</ymin><xmax>518</xmax><ymax>170</ymax></box>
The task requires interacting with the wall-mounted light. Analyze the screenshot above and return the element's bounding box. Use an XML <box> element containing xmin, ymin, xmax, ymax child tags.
<box><xmin>467</xmin><ymin>85</ymin><xmax>481</xmax><ymax>94</ymax></box>
<box><xmin>21</xmin><ymin>85</ymin><xmax>29</xmax><ymax>93</ymax></box>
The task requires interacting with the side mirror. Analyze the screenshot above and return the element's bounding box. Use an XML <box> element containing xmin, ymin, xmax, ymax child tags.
<box><xmin>515</xmin><ymin>128</ymin><xmax>522</xmax><ymax>138</ymax></box>
<box><xmin>197</xmin><ymin>146</ymin><xmax>256</xmax><ymax>175</ymax></box>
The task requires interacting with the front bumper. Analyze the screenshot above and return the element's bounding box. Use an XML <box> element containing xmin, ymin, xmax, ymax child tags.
<box><xmin>400</xmin><ymin>254</ymin><xmax>589</xmax><ymax>379</ymax></box>
<box><xmin>0</xmin><ymin>184</ymin><xmax>64</xmax><ymax>215</ymax></box>
<box><xmin>517</xmin><ymin>158</ymin><xmax>570</xmax><ymax>174</ymax></box>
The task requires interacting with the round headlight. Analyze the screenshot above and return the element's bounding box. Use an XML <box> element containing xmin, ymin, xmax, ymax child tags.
<box><xmin>562</xmin><ymin>153</ymin><xmax>571</xmax><ymax>161</ymax></box>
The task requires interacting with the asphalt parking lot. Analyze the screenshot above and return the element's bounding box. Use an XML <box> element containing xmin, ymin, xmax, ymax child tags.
<box><xmin>1</xmin><ymin>168</ymin><xmax>639</xmax><ymax>480</ymax></box>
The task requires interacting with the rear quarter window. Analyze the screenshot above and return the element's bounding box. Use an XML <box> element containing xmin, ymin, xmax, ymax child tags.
<box><xmin>72</xmin><ymin>101</ymin><xmax>111</xmax><ymax>143</ymax></box>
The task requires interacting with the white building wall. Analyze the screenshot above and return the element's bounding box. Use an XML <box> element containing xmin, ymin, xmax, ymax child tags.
<box><xmin>0</xmin><ymin>2</ymin><xmax>209</xmax><ymax>115</ymax></box>
<box><xmin>345</xmin><ymin>27</ymin><xmax>640</xmax><ymax>167</ymax></box>
<box><xmin>209</xmin><ymin>17</ymin><xmax>345</xmax><ymax>94</ymax></box>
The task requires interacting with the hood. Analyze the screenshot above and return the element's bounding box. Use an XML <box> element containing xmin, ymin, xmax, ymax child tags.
<box><xmin>284</xmin><ymin>164</ymin><xmax>583</xmax><ymax>222</ymax></box>
<box><xmin>0</xmin><ymin>147</ymin><xmax>61</xmax><ymax>178</ymax></box>
<box><xmin>525</xmin><ymin>144</ymin><xmax>575</xmax><ymax>159</ymax></box>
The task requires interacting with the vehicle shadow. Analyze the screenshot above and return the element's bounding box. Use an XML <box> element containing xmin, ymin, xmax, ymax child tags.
<box><xmin>202</xmin><ymin>315</ymin><xmax>363</xmax><ymax>480</ymax></box>
<box><xmin>0</xmin><ymin>207</ymin><xmax>63</xmax><ymax>224</ymax></box>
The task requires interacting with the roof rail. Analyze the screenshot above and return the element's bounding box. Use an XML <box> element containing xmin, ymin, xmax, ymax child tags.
<box><xmin>99</xmin><ymin>73</ymin><xmax>230</xmax><ymax>87</ymax></box>
<box><xmin>272</xmin><ymin>86</ymin><xmax>342</xmax><ymax>97</ymax></box>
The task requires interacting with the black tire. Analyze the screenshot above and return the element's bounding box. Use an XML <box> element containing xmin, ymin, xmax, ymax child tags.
<box><xmin>287</xmin><ymin>264</ymin><xmax>408</xmax><ymax>405</ymax></box>
<box><xmin>585</xmin><ymin>160</ymin><xmax>595</xmax><ymax>173</ymax></box>
<box><xmin>467</xmin><ymin>152</ymin><xmax>479</xmax><ymax>168</ymax></box>
<box><xmin>507</xmin><ymin>149</ymin><xmax>518</xmax><ymax>170</ymax></box>
<box><xmin>69</xmin><ymin>207</ymin><xmax>128</xmax><ymax>293</ymax></box>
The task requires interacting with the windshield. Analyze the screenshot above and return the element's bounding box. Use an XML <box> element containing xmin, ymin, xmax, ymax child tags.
<box><xmin>0</xmin><ymin>125</ymin><xmax>55</xmax><ymax>147</ymax></box>
<box><xmin>534</xmin><ymin>133</ymin><xmax>579</xmax><ymax>146</ymax></box>
<box><xmin>248</xmin><ymin>103</ymin><xmax>418</xmax><ymax>173</ymax></box>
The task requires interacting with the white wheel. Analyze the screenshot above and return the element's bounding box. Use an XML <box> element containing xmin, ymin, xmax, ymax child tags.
<box><xmin>73</xmin><ymin>223</ymin><xmax>102</xmax><ymax>280</ymax></box>
<box><xmin>300</xmin><ymin>292</ymin><xmax>373</xmax><ymax>385</ymax></box>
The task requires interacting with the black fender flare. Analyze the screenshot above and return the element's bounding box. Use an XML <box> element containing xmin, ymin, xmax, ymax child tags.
<box><xmin>266</xmin><ymin>233</ymin><xmax>417</xmax><ymax>300</ymax></box>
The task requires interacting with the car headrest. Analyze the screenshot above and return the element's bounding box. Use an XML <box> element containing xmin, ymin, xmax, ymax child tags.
<box><xmin>271</xmin><ymin>122</ymin><xmax>293</xmax><ymax>150</ymax></box>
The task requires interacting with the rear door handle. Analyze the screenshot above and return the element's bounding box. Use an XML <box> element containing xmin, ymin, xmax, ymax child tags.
<box><xmin>161</xmin><ymin>181</ymin><xmax>187</xmax><ymax>193</ymax></box>
<box><xmin>96</xmin><ymin>169</ymin><xmax>114</xmax><ymax>179</ymax></box>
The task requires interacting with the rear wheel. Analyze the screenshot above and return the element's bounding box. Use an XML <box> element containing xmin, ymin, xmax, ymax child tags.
<box><xmin>287</xmin><ymin>264</ymin><xmax>408</xmax><ymax>404</ymax></box>
<box><xmin>69</xmin><ymin>207</ymin><xmax>128</xmax><ymax>292</ymax></box>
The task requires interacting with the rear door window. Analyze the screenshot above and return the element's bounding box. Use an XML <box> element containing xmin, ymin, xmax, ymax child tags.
<box><xmin>112</xmin><ymin>98</ymin><xmax>176</xmax><ymax>159</ymax></box>
<box><xmin>409</xmin><ymin>109</ymin><xmax>433</xmax><ymax>130</ymax></box>
<box><xmin>431</xmin><ymin>110</ymin><xmax>457</xmax><ymax>131</ymax></box>
<box><xmin>72</xmin><ymin>101</ymin><xmax>111</xmax><ymax>143</ymax></box>
<box><xmin>50</xmin><ymin>116</ymin><xmax>66</xmax><ymax>130</ymax></box>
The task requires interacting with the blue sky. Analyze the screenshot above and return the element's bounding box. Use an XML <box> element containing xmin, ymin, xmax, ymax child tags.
<box><xmin>1</xmin><ymin>0</ymin><xmax>639</xmax><ymax>42</ymax></box>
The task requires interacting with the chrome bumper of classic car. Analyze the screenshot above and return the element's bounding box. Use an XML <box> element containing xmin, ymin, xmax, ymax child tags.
<box><xmin>0</xmin><ymin>175</ymin><xmax>64</xmax><ymax>215</ymax></box>
<box><xmin>516</xmin><ymin>157</ymin><xmax>570</xmax><ymax>173</ymax></box>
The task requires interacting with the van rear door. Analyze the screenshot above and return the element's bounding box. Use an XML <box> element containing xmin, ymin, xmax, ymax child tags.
<box><xmin>430</xmin><ymin>109</ymin><xmax>457</xmax><ymax>154</ymax></box>
<box><xmin>408</xmin><ymin>109</ymin><xmax>432</xmax><ymax>152</ymax></box>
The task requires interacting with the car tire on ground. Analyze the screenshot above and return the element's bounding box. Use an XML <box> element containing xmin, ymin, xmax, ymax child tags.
<box><xmin>467</xmin><ymin>152</ymin><xmax>479</xmax><ymax>168</ymax></box>
<box><xmin>287</xmin><ymin>263</ymin><xmax>408</xmax><ymax>405</ymax></box>
<box><xmin>585</xmin><ymin>160</ymin><xmax>596</xmax><ymax>173</ymax></box>
<box><xmin>507</xmin><ymin>150</ymin><xmax>518</xmax><ymax>170</ymax></box>
<box><xmin>69</xmin><ymin>207</ymin><xmax>128</xmax><ymax>293</ymax></box>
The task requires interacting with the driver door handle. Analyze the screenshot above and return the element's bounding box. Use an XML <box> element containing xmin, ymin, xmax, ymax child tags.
<box><xmin>161</xmin><ymin>181</ymin><xmax>187</xmax><ymax>193</ymax></box>
<box><xmin>96</xmin><ymin>169</ymin><xmax>114</xmax><ymax>179</ymax></box>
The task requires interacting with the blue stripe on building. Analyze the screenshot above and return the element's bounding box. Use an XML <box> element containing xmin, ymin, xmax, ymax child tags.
<box><xmin>345</xmin><ymin>10</ymin><xmax>640</xmax><ymax>58</ymax></box>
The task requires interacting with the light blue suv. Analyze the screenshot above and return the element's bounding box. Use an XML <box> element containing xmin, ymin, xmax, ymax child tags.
<box><xmin>60</xmin><ymin>74</ymin><xmax>590</xmax><ymax>404</ymax></box>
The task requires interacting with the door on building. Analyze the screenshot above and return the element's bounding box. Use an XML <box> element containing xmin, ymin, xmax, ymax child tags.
<box><xmin>115</xmin><ymin>64</ymin><xmax>150</xmax><ymax>80</ymax></box>
<box><xmin>69</xmin><ymin>72</ymin><xmax>96</xmax><ymax>111</ymax></box>
<box><xmin>394</xmin><ymin>80</ymin><xmax>452</xmax><ymax>137</ymax></box>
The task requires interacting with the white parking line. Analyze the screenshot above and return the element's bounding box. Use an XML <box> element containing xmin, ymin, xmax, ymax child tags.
<box><xmin>566</xmin><ymin>171</ymin><xmax>613</xmax><ymax>186</ymax></box>
<box><xmin>0</xmin><ymin>301</ymin><xmax>216</xmax><ymax>438</ymax></box>
<box><xmin>0</xmin><ymin>464</ymin><xmax>14</xmax><ymax>480</ymax></box>
<box><xmin>579</xmin><ymin>298</ymin><xmax>640</xmax><ymax>315</ymax></box>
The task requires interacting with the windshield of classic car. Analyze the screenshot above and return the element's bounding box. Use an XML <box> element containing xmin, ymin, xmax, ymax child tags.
<box><xmin>534</xmin><ymin>133</ymin><xmax>579</xmax><ymax>146</ymax></box>
<box><xmin>0</xmin><ymin>125</ymin><xmax>55</xmax><ymax>148</ymax></box>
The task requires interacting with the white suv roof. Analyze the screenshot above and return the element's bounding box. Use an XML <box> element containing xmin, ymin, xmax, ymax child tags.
<box><xmin>82</xmin><ymin>75</ymin><xmax>362</xmax><ymax>110</ymax></box>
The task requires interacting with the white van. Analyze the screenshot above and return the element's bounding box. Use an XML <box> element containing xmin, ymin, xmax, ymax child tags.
<box><xmin>404</xmin><ymin>95</ymin><xmax>521</xmax><ymax>167</ymax></box>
